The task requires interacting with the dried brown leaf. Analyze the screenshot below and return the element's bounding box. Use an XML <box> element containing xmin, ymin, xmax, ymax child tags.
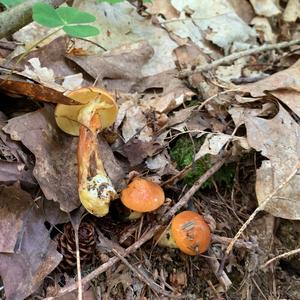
<box><xmin>3</xmin><ymin>107</ymin><xmax>80</xmax><ymax>212</ymax></box>
<box><xmin>240</xmin><ymin>59</ymin><xmax>300</xmax><ymax>96</ymax></box>
<box><xmin>244</xmin><ymin>104</ymin><xmax>300</xmax><ymax>219</ymax></box>
<box><xmin>0</xmin><ymin>185</ymin><xmax>62</xmax><ymax>300</ymax></box>
<box><xmin>66</xmin><ymin>41</ymin><xmax>154</xmax><ymax>93</ymax></box>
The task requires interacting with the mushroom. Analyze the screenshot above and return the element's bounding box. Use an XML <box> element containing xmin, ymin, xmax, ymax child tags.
<box><xmin>55</xmin><ymin>87</ymin><xmax>118</xmax><ymax>217</ymax></box>
<box><xmin>157</xmin><ymin>211</ymin><xmax>211</xmax><ymax>255</ymax></box>
<box><xmin>120</xmin><ymin>177</ymin><xmax>165</xmax><ymax>218</ymax></box>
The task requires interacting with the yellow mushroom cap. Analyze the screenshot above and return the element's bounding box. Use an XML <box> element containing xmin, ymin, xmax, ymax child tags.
<box><xmin>171</xmin><ymin>211</ymin><xmax>211</xmax><ymax>255</ymax></box>
<box><xmin>55</xmin><ymin>87</ymin><xmax>118</xmax><ymax>136</ymax></box>
<box><xmin>121</xmin><ymin>178</ymin><xmax>165</xmax><ymax>213</ymax></box>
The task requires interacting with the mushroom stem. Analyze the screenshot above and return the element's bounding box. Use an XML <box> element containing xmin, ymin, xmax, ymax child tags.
<box><xmin>77</xmin><ymin>114</ymin><xmax>116</xmax><ymax>217</ymax></box>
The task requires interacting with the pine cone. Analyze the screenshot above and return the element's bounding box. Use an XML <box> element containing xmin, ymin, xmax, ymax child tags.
<box><xmin>56</xmin><ymin>222</ymin><xmax>96</xmax><ymax>270</ymax></box>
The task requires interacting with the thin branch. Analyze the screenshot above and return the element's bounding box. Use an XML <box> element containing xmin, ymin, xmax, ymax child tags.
<box><xmin>179</xmin><ymin>39</ymin><xmax>300</xmax><ymax>78</ymax></box>
<box><xmin>74</xmin><ymin>230</ymin><xmax>82</xmax><ymax>300</ymax></box>
<box><xmin>261</xmin><ymin>248</ymin><xmax>300</xmax><ymax>269</ymax></box>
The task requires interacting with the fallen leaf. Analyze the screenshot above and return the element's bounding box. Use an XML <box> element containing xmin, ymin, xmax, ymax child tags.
<box><xmin>20</xmin><ymin>57</ymin><xmax>63</xmax><ymax>91</ymax></box>
<box><xmin>123</xmin><ymin>138</ymin><xmax>161</xmax><ymax>166</ymax></box>
<box><xmin>136</xmin><ymin>71</ymin><xmax>194</xmax><ymax>113</ymax></box>
<box><xmin>3</xmin><ymin>107</ymin><xmax>80</xmax><ymax>212</ymax></box>
<box><xmin>249</xmin><ymin>0</ymin><xmax>281</xmax><ymax>17</ymax></box>
<box><xmin>195</xmin><ymin>133</ymin><xmax>250</xmax><ymax>160</ymax></box>
<box><xmin>244</xmin><ymin>104</ymin><xmax>300</xmax><ymax>219</ymax></box>
<box><xmin>146</xmin><ymin>0</ymin><xmax>179</xmax><ymax>19</ymax></box>
<box><xmin>0</xmin><ymin>185</ymin><xmax>62</xmax><ymax>300</ymax></box>
<box><xmin>240</xmin><ymin>58</ymin><xmax>300</xmax><ymax>115</ymax></box>
<box><xmin>74</xmin><ymin>1</ymin><xmax>178</xmax><ymax>76</ymax></box>
<box><xmin>170</xmin><ymin>0</ymin><xmax>255</xmax><ymax>53</ymax></box>
<box><xmin>66</xmin><ymin>41</ymin><xmax>154</xmax><ymax>93</ymax></box>
<box><xmin>228</xmin><ymin>0</ymin><xmax>255</xmax><ymax>23</ymax></box>
<box><xmin>283</xmin><ymin>0</ymin><xmax>300</xmax><ymax>22</ymax></box>
<box><xmin>98</xmin><ymin>136</ymin><xmax>126</xmax><ymax>190</ymax></box>
<box><xmin>250</xmin><ymin>17</ymin><xmax>276</xmax><ymax>43</ymax></box>
<box><xmin>0</xmin><ymin>161</ymin><xmax>35</xmax><ymax>187</ymax></box>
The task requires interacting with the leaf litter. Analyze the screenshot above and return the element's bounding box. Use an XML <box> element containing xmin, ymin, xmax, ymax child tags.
<box><xmin>0</xmin><ymin>0</ymin><xmax>300</xmax><ymax>299</ymax></box>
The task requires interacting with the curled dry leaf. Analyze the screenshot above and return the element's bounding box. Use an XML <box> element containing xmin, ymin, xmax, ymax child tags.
<box><xmin>195</xmin><ymin>133</ymin><xmax>250</xmax><ymax>161</ymax></box>
<box><xmin>20</xmin><ymin>57</ymin><xmax>64</xmax><ymax>92</ymax></box>
<box><xmin>240</xmin><ymin>58</ymin><xmax>300</xmax><ymax>116</ymax></box>
<box><xmin>3</xmin><ymin>107</ymin><xmax>80</xmax><ymax>212</ymax></box>
<box><xmin>243</xmin><ymin>104</ymin><xmax>300</xmax><ymax>219</ymax></box>
<box><xmin>0</xmin><ymin>185</ymin><xmax>62</xmax><ymax>300</ymax></box>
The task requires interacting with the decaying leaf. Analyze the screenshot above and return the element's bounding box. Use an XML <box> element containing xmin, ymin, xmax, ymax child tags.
<box><xmin>66</xmin><ymin>41</ymin><xmax>154</xmax><ymax>93</ymax></box>
<box><xmin>195</xmin><ymin>133</ymin><xmax>250</xmax><ymax>160</ymax></box>
<box><xmin>243</xmin><ymin>104</ymin><xmax>300</xmax><ymax>219</ymax></box>
<box><xmin>240</xmin><ymin>58</ymin><xmax>300</xmax><ymax>116</ymax></box>
<box><xmin>169</xmin><ymin>0</ymin><xmax>255</xmax><ymax>53</ymax></box>
<box><xmin>249</xmin><ymin>0</ymin><xmax>281</xmax><ymax>17</ymax></box>
<box><xmin>283</xmin><ymin>0</ymin><xmax>300</xmax><ymax>22</ymax></box>
<box><xmin>0</xmin><ymin>185</ymin><xmax>62</xmax><ymax>300</ymax></box>
<box><xmin>74</xmin><ymin>1</ymin><xmax>178</xmax><ymax>76</ymax></box>
<box><xmin>136</xmin><ymin>71</ymin><xmax>194</xmax><ymax>113</ymax></box>
<box><xmin>3</xmin><ymin>107</ymin><xmax>80</xmax><ymax>212</ymax></box>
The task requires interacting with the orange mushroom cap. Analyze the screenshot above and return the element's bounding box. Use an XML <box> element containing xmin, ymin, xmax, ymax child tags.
<box><xmin>171</xmin><ymin>211</ymin><xmax>211</xmax><ymax>255</ymax></box>
<box><xmin>121</xmin><ymin>178</ymin><xmax>165</xmax><ymax>213</ymax></box>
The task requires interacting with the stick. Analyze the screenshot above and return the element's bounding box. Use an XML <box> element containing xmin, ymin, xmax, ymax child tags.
<box><xmin>207</xmin><ymin>249</ymin><xmax>232</xmax><ymax>290</ymax></box>
<box><xmin>261</xmin><ymin>247</ymin><xmax>300</xmax><ymax>268</ymax></box>
<box><xmin>211</xmin><ymin>234</ymin><xmax>257</xmax><ymax>251</ymax></box>
<box><xmin>74</xmin><ymin>230</ymin><xmax>82</xmax><ymax>300</ymax></box>
<box><xmin>0</xmin><ymin>0</ymin><xmax>65</xmax><ymax>39</ymax></box>
<box><xmin>179</xmin><ymin>39</ymin><xmax>300</xmax><ymax>78</ymax></box>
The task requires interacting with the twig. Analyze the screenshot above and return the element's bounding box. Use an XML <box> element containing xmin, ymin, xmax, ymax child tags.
<box><xmin>163</xmin><ymin>152</ymin><xmax>230</xmax><ymax>222</ymax></box>
<box><xmin>179</xmin><ymin>39</ymin><xmax>300</xmax><ymax>78</ymax></box>
<box><xmin>225</xmin><ymin>165</ymin><xmax>299</xmax><ymax>257</ymax></box>
<box><xmin>74</xmin><ymin>230</ymin><xmax>82</xmax><ymax>300</ymax></box>
<box><xmin>261</xmin><ymin>247</ymin><xmax>300</xmax><ymax>269</ymax></box>
<box><xmin>197</xmin><ymin>89</ymin><xmax>240</xmax><ymax>112</ymax></box>
<box><xmin>211</xmin><ymin>234</ymin><xmax>257</xmax><ymax>251</ymax></box>
<box><xmin>112</xmin><ymin>249</ymin><xmax>181</xmax><ymax>298</ymax></box>
<box><xmin>207</xmin><ymin>249</ymin><xmax>232</xmax><ymax>290</ymax></box>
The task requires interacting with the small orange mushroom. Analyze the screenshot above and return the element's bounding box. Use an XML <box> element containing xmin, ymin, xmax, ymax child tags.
<box><xmin>121</xmin><ymin>178</ymin><xmax>165</xmax><ymax>215</ymax></box>
<box><xmin>55</xmin><ymin>87</ymin><xmax>118</xmax><ymax>217</ymax></box>
<box><xmin>157</xmin><ymin>211</ymin><xmax>211</xmax><ymax>255</ymax></box>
